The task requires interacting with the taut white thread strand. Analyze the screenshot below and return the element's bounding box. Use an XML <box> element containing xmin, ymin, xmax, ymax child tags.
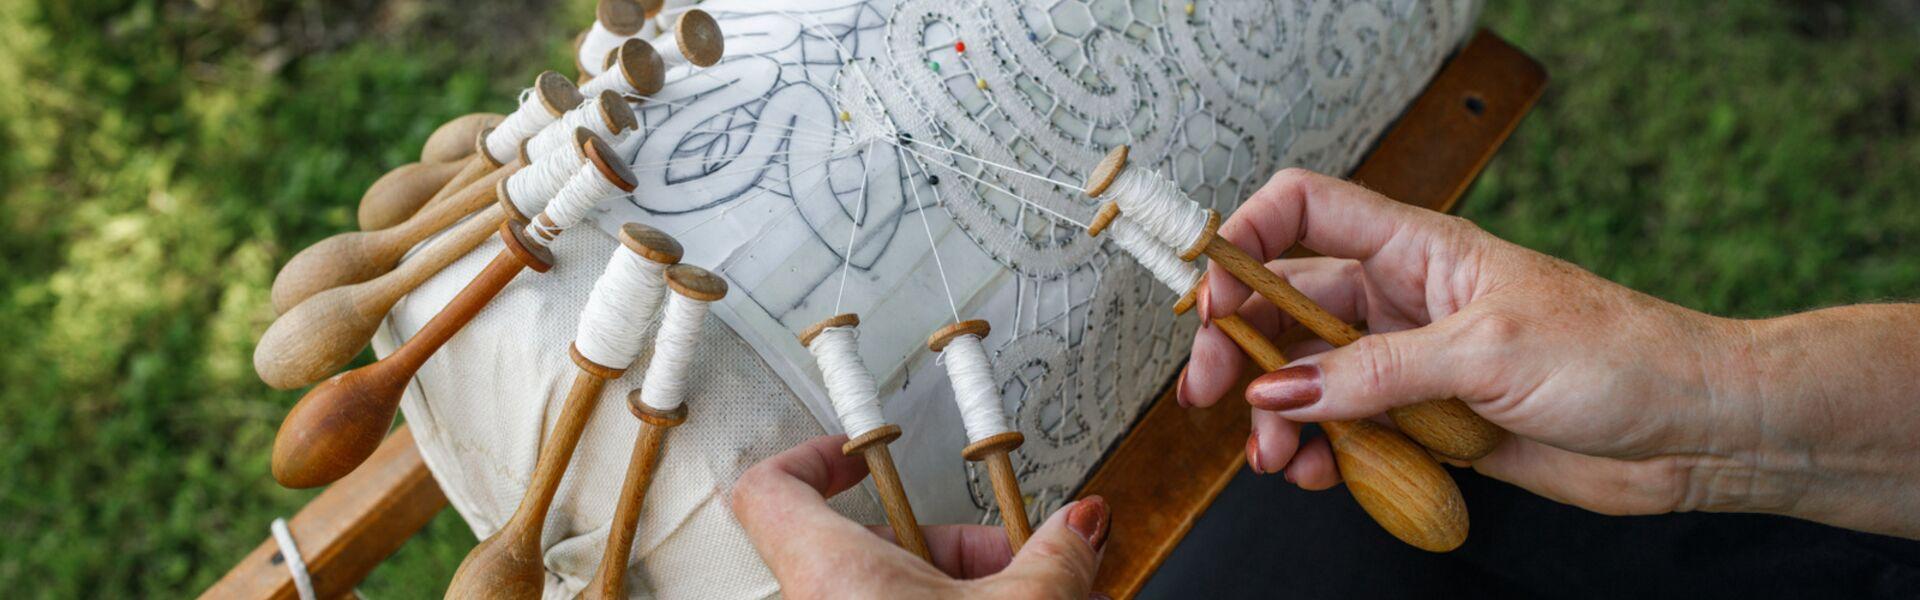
<box><xmin>486</xmin><ymin>89</ymin><xmax>560</xmax><ymax>164</ymax></box>
<box><xmin>1101</xmin><ymin>167</ymin><xmax>1211</xmax><ymax>251</ymax></box>
<box><xmin>899</xmin><ymin>146</ymin><xmax>962</xmax><ymax>322</ymax></box>
<box><xmin>638</xmin><ymin>290</ymin><xmax>712</xmax><ymax>411</ymax></box>
<box><xmin>528</xmin><ymin>163</ymin><xmax>627</xmax><ymax>243</ymax></box>
<box><xmin>576</xmin><ymin>248</ymin><xmax>671</xmax><ymax>369</ymax></box>
<box><xmin>1107</xmin><ymin>216</ymin><xmax>1201</xmax><ymax>296</ymax></box>
<box><xmin>940</xmin><ymin>333</ymin><xmax>1011</xmax><ymax>444</ymax></box>
<box><xmin>808</xmin><ymin>327</ymin><xmax>887</xmax><ymax>438</ymax></box>
<box><xmin>504</xmin><ymin>137</ymin><xmax>590</xmax><ymax>219</ymax></box>
<box><xmin>526</xmin><ymin>95</ymin><xmax>631</xmax><ymax>162</ymax></box>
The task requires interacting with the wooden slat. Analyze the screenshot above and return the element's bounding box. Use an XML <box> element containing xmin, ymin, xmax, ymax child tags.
<box><xmin>1076</xmin><ymin>31</ymin><xmax>1547</xmax><ymax>599</ymax></box>
<box><xmin>201</xmin><ymin>426</ymin><xmax>446</xmax><ymax>599</ymax></box>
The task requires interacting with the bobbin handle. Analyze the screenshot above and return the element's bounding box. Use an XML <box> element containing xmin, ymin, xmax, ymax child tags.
<box><xmin>1201</xmin><ymin>236</ymin><xmax>1508</xmax><ymax>461</ymax></box>
<box><xmin>963</xmin><ymin>432</ymin><xmax>1031</xmax><ymax>553</ymax></box>
<box><xmin>844</xmin><ymin>425</ymin><xmax>933</xmax><ymax>564</ymax></box>
<box><xmin>586</xmin><ymin>402</ymin><xmax>686</xmax><ymax>600</ymax></box>
<box><xmin>1213</xmin><ymin>314</ymin><xmax>1468</xmax><ymax>552</ymax></box>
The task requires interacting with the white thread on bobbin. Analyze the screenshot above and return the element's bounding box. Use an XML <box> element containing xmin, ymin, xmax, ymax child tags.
<box><xmin>637</xmin><ymin>290</ymin><xmax>712</xmax><ymax>412</ymax></box>
<box><xmin>1108</xmin><ymin>216</ymin><xmax>1201</xmax><ymax>296</ymax></box>
<box><xmin>575</xmin><ymin>247</ymin><xmax>671</xmax><ymax>369</ymax></box>
<box><xmin>1101</xmin><ymin>166</ymin><xmax>1211</xmax><ymax>252</ymax></box>
<box><xmin>577</xmin><ymin>21</ymin><xmax>629</xmax><ymax>80</ymax></box>
<box><xmin>807</xmin><ymin>327</ymin><xmax>888</xmax><ymax>438</ymax></box>
<box><xmin>503</xmin><ymin>138</ymin><xmax>588</xmax><ymax>219</ymax></box>
<box><xmin>524</xmin><ymin>96</ymin><xmax>629</xmax><ymax>162</ymax></box>
<box><xmin>485</xmin><ymin>88</ymin><xmax>559</xmax><ymax>164</ymax></box>
<box><xmin>940</xmin><ymin>334</ymin><xmax>1012</xmax><ymax>444</ymax></box>
<box><xmin>269</xmin><ymin>518</ymin><xmax>316</xmax><ymax>600</ymax></box>
<box><xmin>527</xmin><ymin>162</ymin><xmax>627</xmax><ymax>242</ymax></box>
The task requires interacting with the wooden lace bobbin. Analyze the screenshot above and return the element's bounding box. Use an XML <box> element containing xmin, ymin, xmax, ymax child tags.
<box><xmin>359</xmin><ymin>107</ymin><xmax>503</xmax><ymax>231</ymax></box>
<box><xmin>522</xmin><ymin>90</ymin><xmax>638</xmax><ymax>166</ymax></box>
<box><xmin>270</xmin><ymin>136</ymin><xmax>637</xmax><ymax>489</ymax></box>
<box><xmin>1210</xmin><ymin>315</ymin><xmax>1469</xmax><ymax>552</ymax></box>
<box><xmin>422</xmin><ymin>112</ymin><xmax>506</xmax><ymax>164</ymax></box>
<box><xmin>576</xmin><ymin>0</ymin><xmax>650</xmax><ymax>82</ymax></box>
<box><xmin>579</xmin><ymin>38</ymin><xmax>667</xmax><ymax>98</ymax></box>
<box><xmin>255</xmin><ymin>129</ymin><xmax>605</xmax><ymax>390</ymax></box>
<box><xmin>929</xmin><ymin>320</ymin><xmax>1033</xmax><ymax>553</ymax></box>
<box><xmin>796</xmin><ymin>314</ymin><xmax>935</xmax><ymax>564</ymax></box>
<box><xmin>439</xmin><ymin>71</ymin><xmax>585</xmax><ymax>208</ymax></box>
<box><xmin>267</xmin><ymin>72</ymin><xmax>580</xmax><ymax>313</ymax></box>
<box><xmin>587</xmin><ymin>264</ymin><xmax>726</xmax><ymax>599</ymax></box>
<box><xmin>268</xmin><ymin>148</ymin><xmax>528</xmax><ymax>314</ymax></box>
<box><xmin>1083</xmin><ymin>145</ymin><xmax>1507</xmax><ymax>461</ymax></box>
<box><xmin>448</xmin><ymin>224</ymin><xmax>683</xmax><ymax>600</ymax></box>
<box><xmin>524</xmin><ymin>134</ymin><xmax>639</xmax><ymax>246</ymax></box>
<box><xmin>1086</xmin><ymin>203</ymin><xmax>1200</xmax><ymax>315</ymax></box>
<box><xmin>653</xmin><ymin>9</ymin><xmax>725</xmax><ymax>69</ymax></box>
<box><xmin>1091</xmin><ymin>211</ymin><xmax>1469</xmax><ymax>550</ymax></box>
<box><xmin>356</xmin><ymin>160</ymin><xmax>464</xmax><ymax>232</ymax></box>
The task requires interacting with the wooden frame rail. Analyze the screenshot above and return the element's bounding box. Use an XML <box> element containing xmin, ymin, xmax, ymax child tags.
<box><xmin>205</xmin><ymin>30</ymin><xmax>1544</xmax><ymax>599</ymax></box>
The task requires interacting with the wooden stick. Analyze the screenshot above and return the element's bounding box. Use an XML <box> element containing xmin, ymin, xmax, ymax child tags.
<box><xmin>581</xmin><ymin>389</ymin><xmax>686</xmax><ymax>600</ymax></box>
<box><xmin>446</xmin><ymin>351</ymin><xmax>629</xmax><ymax>599</ymax></box>
<box><xmin>1212</xmin><ymin>314</ymin><xmax>1469</xmax><ymax>551</ymax></box>
<box><xmin>422</xmin><ymin>113</ymin><xmax>505</xmax><ymax>164</ymax></box>
<box><xmin>270</xmin><ymin>222</ymin><xmax>554</xmax><ymax>489</ymax></box>
<box><xmin>964</xmin><ymin>432</ymin><xmax>1031</xmax><ymax>552</ymax></box>
<box><xmin>256</xmin><ymin>203</ymin><xmax>510</xmax><ymax>390</ymax></box>
<box><xmin>356</xmin><ymin>160</ymin><xmax>465</xmax><ymax>231</ymax></box>
<box><xmin>269</xmin><ymin>155</ymin><xmax>523</xmax><ymax>314</ymax></box>
<box><xmin>587</xmin><ymin>264</ymin><xmax>726</xmax><ymax>598</ymax></box>
<box><xmin>844</xmin><ymin>426</ymin><xmax>932</xmax><ymax>563</ymax></box>
<box><xmin>1085</xmin><ymin>146</ymin><xmax>1507</xmax><ymax>461</ymax></box>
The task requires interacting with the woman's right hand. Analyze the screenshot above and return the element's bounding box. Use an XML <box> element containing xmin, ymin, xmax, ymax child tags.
<box><xmin>1182</xmin><ymin>168</ymin><xmax>1920</xmax><ymax>539</ymax></box>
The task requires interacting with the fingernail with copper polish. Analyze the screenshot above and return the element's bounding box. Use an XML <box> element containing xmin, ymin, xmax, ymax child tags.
<box><xmin>1246</xmin><ymin>431</ymin><xmax>1264</xmax><ymax>474</ymax></box>
<box><xmin>1176</xmin><ymin>366</ymin><xmax>1193</xmax><ymax>409</ymax></box>
<box><xmin>1198</xmin><ymin>284</ymin><xmax>1213</xmax><ymax>326</ymax></box>
<box><xmin>1247</xmin><ymin>365</ymin><xmax>1321</xmax><ymax>411</ymax></box>
<box><xmin>1067</xmin><ymin>496</ymin><xmax>1111</xmax><ymax>552</ymax></box>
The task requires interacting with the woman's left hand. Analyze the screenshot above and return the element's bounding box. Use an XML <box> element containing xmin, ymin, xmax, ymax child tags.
<box><xmin>731</xmin><ymin>435</ymin><xmax>1111</xmax><ymax>598</ymax></box>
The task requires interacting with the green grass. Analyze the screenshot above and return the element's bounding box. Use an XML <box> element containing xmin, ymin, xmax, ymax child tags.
<box><xmin>0</xmin><ymin>1</ymin><xmax>1914</xmax><ymax>596</ymax></box>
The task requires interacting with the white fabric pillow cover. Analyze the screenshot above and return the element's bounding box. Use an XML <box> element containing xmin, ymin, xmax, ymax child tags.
<box><xmin>375</xmin><ymin>0</ymin><xmax>1481</xmax><ymax>596</ymax></box>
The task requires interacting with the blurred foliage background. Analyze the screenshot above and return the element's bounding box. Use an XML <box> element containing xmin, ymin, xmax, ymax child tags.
<box><xmin>0</xmin><ymin>0</ymin><xmax>1913</xmax><ymax>596</ymax></box>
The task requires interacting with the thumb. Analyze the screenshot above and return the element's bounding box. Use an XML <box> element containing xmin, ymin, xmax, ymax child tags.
<box><xmin>985</xmin><ymin>496</ymin><xmax>1109</xmax><ymax>598</ymax></box>
<box><xmin>1248</xmin><ymin>323</ymin><xmax>1464</xmax><ymax>422</ymax></box>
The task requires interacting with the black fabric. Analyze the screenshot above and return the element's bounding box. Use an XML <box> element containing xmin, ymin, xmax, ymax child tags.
<box><xmin>1141</xmin><ymin>464</ymin><xmax>1920</xmax><ymax>599</ymax></box>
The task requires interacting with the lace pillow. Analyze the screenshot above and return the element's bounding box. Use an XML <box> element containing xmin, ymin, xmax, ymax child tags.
<box><xmin>377</xmin><ymin>0</ymin><xmax>1480</xmax><ymax>596</ymax></box>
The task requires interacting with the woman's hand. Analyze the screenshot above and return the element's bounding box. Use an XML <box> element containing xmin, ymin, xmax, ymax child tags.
<box><xmin>1184</xmin><ymin>168</ymin><xmax>1920</xmax><ymax>538</ymax></box>
<box><xmin>731</xmin><ymin>435</ymin><xmax>1111</xmax><ymax>598</ymax></box>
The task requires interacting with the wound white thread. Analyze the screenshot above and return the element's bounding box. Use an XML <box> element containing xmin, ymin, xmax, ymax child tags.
<box><xmin>638</xmin><ymin>290</ymin><xmax>713</xmax><ymax>411</ymax></box>
<box><xmin>485</xmin><ymin>88</ymin><xmax>559</xmax><ymax>164</ymax></box>
<box><xmin>940</xmin><ymin>333</ymin><xmax>1012</xmax><ymax>443</ymax></box>
<box><xmin>1108</xmin><ymin>216</ymin><xmax>1201</xmax><ymax>296</ymax></box>
<box><xmin>575</xmin><ymin>247</ymin><xmax>672</xmax><ymax>369</ymax></box>
<box><xmin>807</xmin><ymin>327</ymin><xmax>887</xmax><ymax>438</ymax></box>
<box><xmin>655</xmin><ymin>31</ymin><xmax>692</xmax><ymax>68</ymax></box>
<box><xmin>525</xmin><ymin>96</ymin><xmax>629</xmax><ymax>162</ymax></box>
<box><xmin>527</xmin><ymin>162</ymin><xmax>626</xmax><ymax>243</ymax></box>
<box><xmin>580</xmin><ymin>51</ymin><xmax>638</xmax><ymax>97</ymax></box>
<box><xmin>504</xmin><ymin>138</ymin><xmax>589</xmax><ymax>220</ymax></box>
<box><xmin>1102</xmin><ymin>167</ymin><xmax>1211</xmax><ymax>252</ymax></box>
<box><xmin>577</xmin><ymin>22</ymin><xmax>626</xmax><ymax>80</ymax></box>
